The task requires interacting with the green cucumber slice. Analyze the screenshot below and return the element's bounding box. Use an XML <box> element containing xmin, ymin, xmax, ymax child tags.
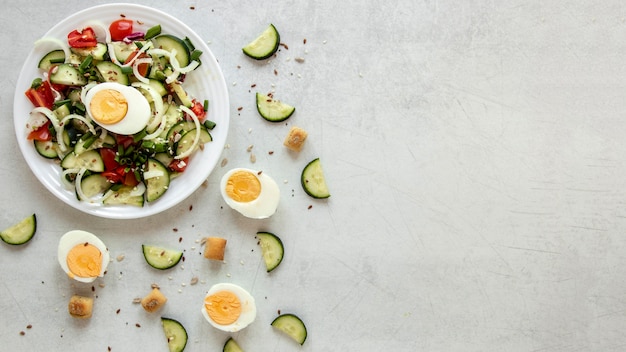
<box><xmin>0</xmin><ymin>214</ymin><xmax>36</xmax><ymax>245</ymax></box>
<box><xmin>61</xmin><ymin>150</ymin><xmax>105</xmax><ymax>172</ymax></box>
<box><xmin>79</xmin><ymin>174</ymin><xmax>112</xmax><ymax>199</ymax></box>
<box><xmin>34</xmin><ymin>139</ymin><xmax>59</xmax><ymax>159</ymax></box>
<box><xmin>175</xmin><ymin>128</ymin><xmax>212</xmax><ymax>157</ymax></box>
<box><xmin>271</xmin><ymin>313</ymin><xmax>307</xmax><ymax>345</ymax></box>
<box><xmin>49</xmin><ymin>63</ymin><xmax>87</xmax><ymax>86</ymax></box>
<box><xmin>142</xmin><ymin>244</ymin><xmax>183</xmax><ymax>270</ymax></box>
<box><xmin>38</xmin><ymin>50</ymin><xmax>65</xmax><ymax>71</ymax></box>
<box><xmin>95</xmin><ymin>61</ymin><xmax>129</xmax><ymax>85</ymax></box>
<box><xmin>301</xmin><ymin>158</ymin><xmax>330</xmax><ymax>199</ymax></box>
<box><xmin>161</xmin><ymin>317</ymin><xmax>188</xmax><ymax>352</ymax></box>
<box><xmin>223</xmin><ymin>337</ymin><xmax>243</xmax><ymax>352</ymax></box>
<box><xmin>256</xmin><ymin>92</ymin><xmax>295</xmax><ymax>122</ymax></box>
<box><xmin>144</xmin><ymin>158</ymin><xmax>170</xmax><ymax>202</ymax></box>
<box><xmin>256</xmin><ymin>232</ymin><xmax>284</xmax><ymax>272</ymax></box>
<box><xmin>153</xmin><ymin>34</ymin><xmax>191</xmax><ymax>67</ymax></box>
<box><xmin>102</xmin><ymin>185</ymin><xmax>145</xmax><ymax>207</ymax></box>
<box><xmin>242</xmin><ymin>24</ymin><xmax>280</xmax><ymax>60</ymax></box>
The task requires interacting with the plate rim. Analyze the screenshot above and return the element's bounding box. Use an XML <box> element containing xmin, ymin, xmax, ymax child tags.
<box><xmin>13</xmin><ymin>3</ymin><xmax>230</xmax><ymax>220</ymax></box>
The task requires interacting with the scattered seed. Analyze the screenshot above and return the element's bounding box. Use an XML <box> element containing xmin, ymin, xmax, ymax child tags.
<box><xmin>190</xmin><ymin>6</ymin><xmax>195</xmax><ymax>10</ymax></box>
<box><xmin>91</xmin><ymin>286</ymin><xmax>95</xmax><ymax>292</ymax></box>
<box><xmin>274</xmin><ymin>69</ymin><xmax>278</xmax><ymax>76</ymax></box>
<box><xmin>135</xmin><ymin>323</ymin><xmax>141</xmax><ymax>328</ymax></box>
<box><xmin>190</xmin><ymin>277</ymin><xmax>199</xmax><ymax>285</ymax></box>
<box><xmin>257</xmin><ymin>170</ymin><xmax>263</xmax><ymax>175</ymax></box>
<box><xmin>26</xmin><ymin>325</ymin><xmax>32</xmax><ymax>329</ymax></box>
<box><xmin>221</xmin><ymin>158</ymin><xmax>228</xmax><ymax>167</ymax></box>
<box><xmin>308</xmin><ymin>205</ymin><xmax>313</xmax><ymax>209</ymax></box>
<box><xmin>173</xmin><ymin>228</ymin><xmax>179</xmax><ymax>232</ymax></box>
<box><xmin>99</xmin><ymin>283</ymin><xmax>106</xmax><ymax>288</ymax></box>
<box><xmin>251</xmin><ymin>83</ymin><xmax>257</xmax><ymax>88</ymax></box>
<box><xmin>116</xmin><ymin>254</ymin><xmax>125</xmax><ymax>262</ymax></box>
<box><xmin>116</xmin><ymin>309</ymin><xmax>121</xmax><ymax>314</ymax></box>
<box><xmin>295</xmin><ymin>57</ymin><xmax>305</xmax><ymax>63</ymax></box>
<box><xmin>179</xmin><ymin>237</ymin><xmax>183</xmax><ymax>243</ymax></box>
<box><xmin>19</xmin><ymin>331</ymin><xmax>25</xmax><ymax>336</ymax></box>
<box><xmin>268</xmin><ymin>150</ymin><xmax>274</xmax><ymax>155</ymax></box>
<box><xmin>151</xmin><ymin>283</ymin><xmax>160</xmax><ymax>289</ymax></box>
<box><xmin>278</xmin><ymin>309</ymin><xmax>281</xmax><ymax>315</ymax></box>
<box><xmin>303</xmin><ymin>38</ymin><xmax>307</xmax><ymax>44</ymax></box>
<box><xmin>237</xmin><ymin>106</ymin><xmax>243</xmax><ymax>111</ymax></box>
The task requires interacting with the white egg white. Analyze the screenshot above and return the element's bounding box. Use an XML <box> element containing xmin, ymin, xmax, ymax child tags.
<box><xmin>220</xmin><ymin>168</ymin><xmax>280</xmax><ymax>219</ymax></box>
<box><xmin>201</xmin><ymin>283</ymin><xmax>257</xmax><ymax>332</ymax></box>
<box><xmin>57</xmin><ymin>230</ymin><xmax>110</xmax><ymax>283</ymax></box>
<box><xmin>84</xmin><ymin>82</ymin><xmax>152</xmax><ymax>135</ymax></box>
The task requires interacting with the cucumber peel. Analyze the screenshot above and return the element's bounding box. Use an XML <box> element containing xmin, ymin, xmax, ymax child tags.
<box><xmin>242</xmin><ymin>24</ymin><xmax>280</xmax><ymax>60</ymax></box>
<box><xmin>161</xmin><ymin>317</ymin><xmax>188</xmax><ymax>352</ymax></box>
<box><xmin>0</xmin><ymin>214</ymin><xmax>37</xmax><ymax>245</ymax></box>
<box><xmin>301</xmin><ymin>158</ymin><xmax>330</xmax><ymax>199</ymax></box>
<box><xmin>271</xmin><ymin>313</ymin><xmax>307</xmax><ymax>345</ymax></box>
<box><xmin>256</xmin><ymin>232</ymin><xmax>284</xmax><ymax>272</ymax></box>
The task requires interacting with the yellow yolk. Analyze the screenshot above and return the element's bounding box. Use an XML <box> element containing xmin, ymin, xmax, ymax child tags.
<box><xmin>204</xmin><ymin>290</ymin><xmax>242</xmax><ymax>325</ymax></box>
<box><xmin>225</xmin><ymin>171</ymin><xmax>261</xmax><ymax>202</ymax></box>
<box><xmin>89</xmin><ymin>89</ymin><xmax>128</xmax><ymax>124</ymax></box>
<box><xmin>66</xmin><ymin>243</ymin><xmax>102</xmax><ymax>278</ymax></box>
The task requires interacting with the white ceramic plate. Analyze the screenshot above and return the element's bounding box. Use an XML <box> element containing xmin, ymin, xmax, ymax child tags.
<box><xmin>13</xmin><ymin>4</ymin><xmax>229</xmax><ymax>219</ymax></box>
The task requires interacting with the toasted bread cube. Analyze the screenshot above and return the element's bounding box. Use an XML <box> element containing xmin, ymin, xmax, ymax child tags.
<box><xmin>68</xmin><ymin>295</ymin><xmax>93</xmax><ymax>319</ymax></box>
<box><xmin>141</xmin><ymin>288</ymin><xmax>167</xmax><ymax>313</ymax></box>
<box><xmin>283</xmin><ymin>126</ymin><xmax>308</xmax><ymax>152</ymax></box>
<box><xmin>204</xmin><ymin>237</ymin><xmax>227</xmax><ymax>261</ymax></box>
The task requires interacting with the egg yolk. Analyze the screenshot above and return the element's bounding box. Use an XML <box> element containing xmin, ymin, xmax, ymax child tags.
<box><xmin>225</xmin><ymin>171</ymin><xmax>262</xmax><ymax>202</ymax></box>
<box><xmin>66</xmin><ymin>242</ymin><xmax>102</xmax><ymax>278</ymax></box>
<box><xmin>89</xmin><ymin>89</ymin><xmax>128</xmax><ymax>124</ymax></box>
<box><xmin>204</xmin><ymin>290</ymin><xmax>242</xmax><ymax>325</ymax></box>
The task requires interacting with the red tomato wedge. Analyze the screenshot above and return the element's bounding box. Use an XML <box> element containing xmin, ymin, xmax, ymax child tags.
<box><xmin>25</xmin><ymin>80</ymin><xmax>55</xmax><ymax>109</ymax></box>
<box><xmin>27</xmin><ymin>121</ymin><xmax>52</xmax><ymax>141</ymax></box>
<box><xmin>67</xmin><ymin>27</ymin><xmax>97</xmax><ymax>48</ymax></box>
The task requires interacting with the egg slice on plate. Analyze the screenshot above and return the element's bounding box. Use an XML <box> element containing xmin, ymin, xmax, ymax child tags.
<box><xmin>201</xmin><ymin>283</ymin><xmax>257</xmax><ymax>332</ymax></box>
<box><xmin>84</xmin><ymin>82</ymin><xmax>151</xmax><ymax>135</ymax></box>
<box><xmin>220</xmin><ymin>168</ymin><xmax>280</xmax><ymax>219</ymax></box>
<box><xmin>57</xmin><ymin>230</ymin><xmax>110</xmax><ymax>283</ymax></box>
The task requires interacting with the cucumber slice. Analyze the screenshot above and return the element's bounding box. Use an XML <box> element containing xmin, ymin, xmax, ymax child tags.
<box><xmin>271</xmin><ymin>313</ymin><xmax>307</xmax><ymax>345</ymax></box>
<box><xmin>0</xmin><ymin>214</ymin><xmax>36</xmax><ymax>245</ymax></box>
<box><xmin>256</xmin><ymin>232</ymin><xmax>284</xmax><ymax>272</ymax></box>
<box><xmin>142</xmin><ymin>244</ymin><xmax>183</xmax><ymax>270</ymax></box>
<box><xmin>175</xmin><ymin>128</ymin><xmax>212</xmax><ymax>157</ymax></box>
<box><xmin>61</xmin><ymin>150</ymin><xmax>105</xmax><ymax>172</ymax></box>
<box><xmin>34</xmin><ymin>139</ymin><xmax>59</xmax><ymax>159</ymax></box>
<box><xmin>256</xmin><ymin>92</ymin><xmax>295</xmax><ymax>122</ymax></box>
<box><xmin>242</xmin><ymin>24</ymin><xmax>280</xmax><ymax>60</ymax></box>
<box><xmin>71</xmin><ymin>43</ymin><xmax>108</xmax><ymax>60</ymax></box>
<box><xmin>49</xmin><ymin>63</ymin><xmax>87</xmax><ymax>86</ymax></box>
<box><xmin>223</xmin><ymin>337</ymin><xmax>243</xmax><ymax>352</ymax></box>
<box><xmin>79</xmin><ymin>174</ymin><xmax>112</xmax><ymax>199</ymax></box>
<box><xmin>102</xmin><ymin>185</ymin><xmax>145</xmax><ymax>207</ymax></box>
<box><xmin>161</xmin><ymin>317</ymin><xmax>188</xmax><ymax>352</ymax></box>
<box><xmin>153</xmin><ymin>34</ymin><xmax>191</xmax><ymax>67</ymax></box>
<box><xmin>38</xmin><ymin>50</ymin><xmax>65</xmax><ymax>71</ymax></box>
<box><xmin>301</xmin><ymin>158</ymin><xmax>330</xmax><ymax>199</ymax></box>
<box><xmin>96</xmin><ymin>61</ymin><xmax>129</xmax><ymax>85</ymax></box>
<box><xmin>144</xmin><ymin>158</ymin><xmax>170</xmax><ymax>202</ymax></box>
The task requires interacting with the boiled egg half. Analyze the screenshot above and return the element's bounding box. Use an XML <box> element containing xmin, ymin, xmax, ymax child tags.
<box><xmin>58</xmin><ymin>230</ymin><xmax>110</xmax><ymax>283</ymax></box>
<box><xmin>201</xmin><ymin>283</ymin><xmax>257</xmax><ymax>332</ymax></box>
<box><xmin>220</xmin><ymin>168</ymin><xmax>280</xmax><ymax>219</ymax></box>
<box><xmin>84</xmin><ymin>82</ymin><xmax>151</xmax><ymax>135</ymax></box>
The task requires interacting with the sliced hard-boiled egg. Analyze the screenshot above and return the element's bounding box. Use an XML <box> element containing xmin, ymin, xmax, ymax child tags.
<box><xmin>57</xmin><ymin>230</ymin><xmax>110</xmax><ymax>283</ymax></box>
<box><xmin>201</xmin><ymin>283</ymin><xmax>257</xmax><ymax>332</ymax></box>
<box><xmin>84</xmin><ymin>82</ymin><xmax>151</xmax><ymax>135</ymax></box>
<box><xmin>220</xmin><ymin>168</ymin><xmax>280</xmax><ymax>219</ymax></box>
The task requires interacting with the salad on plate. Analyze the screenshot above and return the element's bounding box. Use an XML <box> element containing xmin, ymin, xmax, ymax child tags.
<box><xmin>22</xmin><ymin>18</ymin><xmax>216</xmax><ymax>207</ymax></box>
